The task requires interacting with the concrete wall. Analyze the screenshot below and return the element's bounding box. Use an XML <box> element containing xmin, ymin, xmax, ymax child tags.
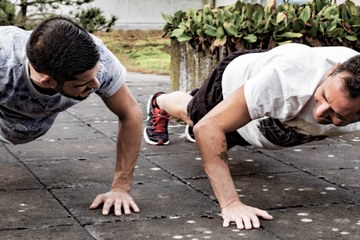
<box><xmin>74</xmin><ymin>0</ymin><xmax>214</xmax><ymax>30</ymax></box>
<box><xmin>83</xmin><ymin>0</ymin><xmax>360</xmax><ymax>29</ymax></box>
<box><xmin>10</xmin><ymin>0</ymin><xmax>360</xmax><ymax>30</ymax></box>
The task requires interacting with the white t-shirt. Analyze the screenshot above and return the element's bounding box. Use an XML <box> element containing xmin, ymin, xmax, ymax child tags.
<box><xmin>222</xmin><ymin>43</ymin><xmax>360</xmax><ymax>149</ymax></box>
<box><xmin>0</xmin><ymin>26</ymin><xmax>126</xmax><ymax>144</ymax></box>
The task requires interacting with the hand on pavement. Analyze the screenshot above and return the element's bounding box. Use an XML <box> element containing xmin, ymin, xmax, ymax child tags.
<box><xmin>221</xmin><ymin>202</ymin><xmax>273</xmax><ymax>229</ymax></box>
<box><xmin>89</xmin><ymin>189</ymin><xmax>140</xmax><ymax>215</ymax></box>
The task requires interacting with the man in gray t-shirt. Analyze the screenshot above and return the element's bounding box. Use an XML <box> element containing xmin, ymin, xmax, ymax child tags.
<box><xmin>0</xmin><ymin>16</ymin><xmax>142</xmax><ymax>216</ymax></box>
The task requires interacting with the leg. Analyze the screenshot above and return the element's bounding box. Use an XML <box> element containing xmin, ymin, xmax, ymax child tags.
<box><xmin>156</xmin><ymin>91</ymin><xmax>194</xmax><ymax>126</ymax></box>
<box><xmin>144</xmin><ymin>91</ymin><xmax>194</xmax><ymax>145</ymax></box>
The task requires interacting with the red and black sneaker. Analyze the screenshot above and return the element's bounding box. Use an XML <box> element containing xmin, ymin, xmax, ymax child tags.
<box><xmin>143</xmin><ymin>92</ymin><xmax>170</xmax><ymax>145</ymax></box>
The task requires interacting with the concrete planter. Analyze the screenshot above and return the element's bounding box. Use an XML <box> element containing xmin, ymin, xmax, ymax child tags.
<box><xmin>170</xmin><ymin>39</ymin><xmax>227</xmax><ymax>92</ymax></box>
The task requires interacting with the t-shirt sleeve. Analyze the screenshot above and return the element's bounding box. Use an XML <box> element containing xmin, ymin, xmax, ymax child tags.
<box><xmin>243</xmin><ymin>57</ymin><xmax>322</xmax><ymax>121</ymax></box>
<box><xmin>92</xmin><ymin>35</ymin><xmax>126</xmax><ymax>98</ymax></box>
<box><xmin>244</xmin><ymin>64</ymin><xmax>287</xmax><ymax>120</ymax></box>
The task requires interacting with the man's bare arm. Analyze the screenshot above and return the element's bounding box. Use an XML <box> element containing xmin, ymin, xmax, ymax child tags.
<box><xmin>194</xmin><ymin>85</ymin><xmax>273</xmax><ymax>229</ymax></box>
<box><xmin>90</xmin><ymin>84</ymin><xmax>143</xmax><ymax>215</ymax></box>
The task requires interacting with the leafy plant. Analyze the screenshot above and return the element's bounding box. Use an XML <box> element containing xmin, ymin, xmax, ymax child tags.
<box><xmin>162</xmin><ymin>0</ymin><xmax>360</xmax><ymax>54</ymax></box>
<box><xmin>75</xmin><ymin>7</ymin><xmax>117</xmax><ymax>33</ymax></box>
<box><xmin>0</xmin><ymin>0</ymin><xmax>15</xmax><ymax>25</ymax></box>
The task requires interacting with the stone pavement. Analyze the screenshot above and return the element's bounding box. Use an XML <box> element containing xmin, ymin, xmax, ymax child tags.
<box><xmin>0</xmin><ymin>72</ymin><xmax>359</xmax><ymax>240</ymax></box>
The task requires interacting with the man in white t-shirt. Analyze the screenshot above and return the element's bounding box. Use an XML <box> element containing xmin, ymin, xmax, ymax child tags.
<box><xmin>1</xmin><ymin>16</ymin><xmax>142</xmax><ymax>216</ymax></box>
<box><xmin>143</xmin><ymin>43</ymin><xmax>360</xmax><ymax>229</ymax></box>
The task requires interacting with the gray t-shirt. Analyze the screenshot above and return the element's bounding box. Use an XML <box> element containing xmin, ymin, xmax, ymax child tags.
<box><xmin>0</xmin><ymin>26</ymin><xmax>126</xmax><ymax>144</ymax></box>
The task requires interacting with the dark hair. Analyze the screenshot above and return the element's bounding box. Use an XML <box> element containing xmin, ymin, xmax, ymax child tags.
<box><xmin>26</xmin><ymin>16</ymin><xmax>100</xmax><ymax>85</ymax></box>
<box><xmin>335</xmin><ymin>55</ymin><xmax>360</xmax><ymax>99</ymax></box>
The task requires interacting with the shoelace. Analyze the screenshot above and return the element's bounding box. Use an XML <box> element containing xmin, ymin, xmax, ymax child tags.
<box><xmin>151</xmin><ymin>109</ymin><xmax>170</xmax><ymax>133</ymax></box>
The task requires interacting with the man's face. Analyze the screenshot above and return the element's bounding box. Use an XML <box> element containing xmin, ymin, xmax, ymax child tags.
<box><xmin>55</xmin><ymin>63</ymin><xmax>101</xmax><ymax>101</ymax></box>
<box><xmin>313</xmin><ymin>71</ymin><xmax>360</xmax><ymax>126</ymax></box>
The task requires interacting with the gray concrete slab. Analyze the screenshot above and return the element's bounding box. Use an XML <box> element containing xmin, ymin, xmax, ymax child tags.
<box><xmin>52</xmin><ymin>181</ymin><xmax>219</xmax><ymax>225</ymax></box>
<box><xmin>262</xmin><ymin>144</ymin><xmax>360</xmax><ymax>171</ymax></box>
<box><xmin>25</xmin><ymin>156</ymin><xmax>172</xmax><ymax>189</ymax></box>
<box><xmin>0</xmin><ymin>226</ymin><xmax>94</xmax><ymax>240</ymax></box>
<box><xmin>264</xmin><ymin>204</ymin><xmax>360</xmax><ymax>239</ymax></box>
<box><xmin>146</xmin><ymin>147</ymin><xmax>299</xmax><ymax>179</ymax></box>
<box><xmin>189</xmin><ymin>172</ymin><xmax>360</xmax><ymax>209</ymax></box>
<box><xmin>0</xmin><ymin>189</ymin><xmax>75</xmax><ymax>229</ymax></box>
<box><xmin>1</xmin><ymin>72</ymin><xmax>360</xmax><ymax>239</ymax></box>
<box><xmin>0</xmin><ymin>161</ymin><xmax>41</xmax><ymax>190</ymax></box>
<box><xmin>85</xmin><ymin>215</ymin><xmax>278</xmax><ymax>240</ymax></box>
<box><xmin>6</xmin><ymin>138</ymin><xmax>116</xmax><ymax>161</ymax></box>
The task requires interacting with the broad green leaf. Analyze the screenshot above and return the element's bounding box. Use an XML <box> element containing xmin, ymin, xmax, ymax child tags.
<box><xmin>327</xmin><ymin>28</ymin><xmax>344</xmax><ymax>37</ymax></box>
<box><xmin>276</xmin><ymin>32</ymin><xmax>303</xmax><ymax>38</ymax></box>
<box><xmin>345</xmin><ymin>35</ymin><xmax>358</xmax><ymax>41</ymax></box>
<box><xmin>177</xmin><ymin>34</ymin><xmax>192</xmax><ymax>42</ymax></box>
<box><xmin>292</xmin><ymin>18</ymin><xmax>305</xmax><ymax>32</ymax></box>
<box><xmin>203</xmin><ymin>4</ymin><xmax>212</xmax><ymax>15</ymax></box>
<box><xmin>253</xmin><ymin>9</ymin><xmax>264</xmax><ymax>27</ymax></box>
<box><xmin>203</xmin><ymin>23</ymin><xmax>217</xmax><ymax>37</ymax></box>
<box><xmin>298</xmin><ymin>6</ymin><xmax>311</xmax><ymax>23</ymax></box>
<box><xmin>186</xmin><ymin>9</ymin><xmax>196</xmax><ymax>19</ymax></box>
<box><xmin>276</xmin><ymin>12</ymin><xmax>287</xmax><ymax>24</ymax></box>
<box><xmin>244</xmin><ymin>34</ymin><xmax>257</xmax><ymax>43</ymax></box>
<box><xmin>161</xmin><ymin>12</ymin><xmax>173</xmax><ymax>24</ymax></box>
<box><xmin>216</xmin><ymin>26</ymin><xmax>225</xmax><ymax>38</ymax></box>
<box><xmin>326</xmin><ymin>19</ymin><xmax>338</xmax><ymax>33</ymax></box>
<box><xmin>170</xmin><ymin>28</ymin><xmax>184</xmax><ymax>38</ymax></box>
<box><xmin>323</xmin><ymin>5</ymin><xmax>339</xmax><ymax>18</ymax></box>
<box><xmin>223</xmin><ymin>21</ymin><xmax>238</xmax><ymax>36</ymax></box>
<box><xmin>216</xmin><ymin>9</ymin><xmax>224</xmax><ymax>26</ymax></box>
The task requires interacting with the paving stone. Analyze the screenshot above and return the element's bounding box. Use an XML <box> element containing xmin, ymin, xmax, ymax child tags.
<box><xmin>39</xmin><ymin>122</ymin><xmax>103</xmax><ymax>141</ymax></box>
<box><xmin>66</xmin><ymin>105</ymin><xmax>118</xmax><ymax>122</ymax></box>
<box><xmin>0</xmin><ymin>161</ymin><xmax>41</xmax><ymax>190</ymax></box>
<box><xmin>0</xmin><ymin>144</ymin><xmax>18</xmax><ymax>163</ymax></box>
<box><xmin>86</xmin><ymin>120</ymin><xmax>119</xmax><ymax>138</ymax></box>
<box><xmin>25</xmin><ymin>156</ymin><xmax>172</xmax><ymax>188</ymax></box>
<box><xmin>6</xmin><ymin>138</ymin><xmax>116</xmax><ymax>161</ymax></box>
<box><xmin>147</xmin><ymin>147</ymin><xmax>299</xmax><ymax>179</ymax></box>
<box><xmin>315</xmin><ymin>169</ymin><xmax>360</xmax><ymax>193</ymax></box>
<box><xmin>263</xmin><ymin>204</ymin><xmax>360</xmax><ymax>239</ymax></box>
<box><xmin>54</xmin><ymin>111</ymin><xmax>79</xmax><ymax>123</ymax></box>
<box><xmin>52</xmin><ymin>180</ymin><xmax>219</xmax><ymax>225</ymax></box>
<box><xmin>261</xmin><ymin>144</ymin><xmax>360</xmax><ymax>171</ymax></box>
<box><xmin>188</xmin><ymin>172</ymin><xmax>360</xmax><ymax>209</ymax></box>
<box><xmin>2</xmin><ymin>72</ymin><xmax>359</xmax><ymax>239</ymax></box>
<box><xmin>0</xmin><ymin>189</ymin><xmax>75</xmax><ymax>229</ymax></box>
<box><xmin>0</xmin><ymin>226</ymin><xmax>94</xmax><ymax>240</ymax></box>
<box><xmin>85</xmin><ymin>215</ymin><xmax>279</xmax><ymax>240</ymax></box>
<box><xmin>328</xmin><ymin>132</ymin><xmax>360</xmax><ymax>147</ymax></box>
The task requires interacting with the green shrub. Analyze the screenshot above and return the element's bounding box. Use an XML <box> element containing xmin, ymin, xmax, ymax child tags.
<box><xmin>0</xmin><ymin>0</ymin><xmax>15</xmax><ymax>26</ymax></box>
<box><xmin>162</xmin><ymin>0</ymin><xmax>360</xmax><ymax>54</ymax></box>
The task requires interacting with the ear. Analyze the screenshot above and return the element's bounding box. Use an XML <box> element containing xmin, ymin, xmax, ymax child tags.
<box><xmin>38</xmin><ymin>75</ymin><xmax>57</xmax><ymax>89</ymax></box>
<box><xmin>328</xmin><ymin>63</ymin><xmax>340</xmax><ymax>75</ymax></box>
<box><xmin>29</xmin><ymin>63</ymin><xmax>58</xmax><ymax>89</ymax></box>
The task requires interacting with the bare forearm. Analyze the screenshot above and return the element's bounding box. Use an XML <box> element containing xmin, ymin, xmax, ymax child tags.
<box><xmin>112</xmin><ymin>110</ymin><xmax>142</xmax><ymax>192</ymax></box>
<box><xmin>194</xmin><ymin>124</ymin><xmax>240</xmax><ymax>208</ymax></box>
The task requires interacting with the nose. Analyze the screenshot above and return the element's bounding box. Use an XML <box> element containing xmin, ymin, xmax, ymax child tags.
<box><xmin>314</xmin><ymin>101</ymin><xmax>330</xmax><ymax>118</ymax></box>
<box><xmin>89</xmin><ymin>78</ymin><xmax>100</xmax><ymax>90</ymax></box>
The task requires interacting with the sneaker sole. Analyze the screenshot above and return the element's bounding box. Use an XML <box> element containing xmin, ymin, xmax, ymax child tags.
<box><xmin>143</xmin><ymin>127</ymin><xmax>170</xmax><ymax>145</ymax></box>
<box><xmin>185</xmin><ymin>124</ymin><xmax>196</xmax><ymax>143</ymax></box>
<box><xmin>145</xmin><ymin>94</ymin><xmax>153</xmax><ymax>121</ymax></box>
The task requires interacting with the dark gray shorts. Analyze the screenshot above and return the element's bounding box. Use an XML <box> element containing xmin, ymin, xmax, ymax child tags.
<box><xmin>187</xmin><ymin>49</ymin><xmax>266</xmax><ymax>148</ymax></box>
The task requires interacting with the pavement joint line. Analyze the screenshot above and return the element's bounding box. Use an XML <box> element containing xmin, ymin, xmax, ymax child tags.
<box><xmin>64</xmin><ymin>109</ymin><xmax>116</xmax><ymax>140</ymax></box>
<box><xmin>143</xmin><ymin>155</ymin><xmax>220</xmax><ymax>204</ymax></box>
<box><xmin>2</xmin><ymin>143</ymin><xmax>86</xmax><ymax>228</ymax></box>
<box><xmin>0</xmin><ymin>223</ymin><xmax>81</xmax><ymax>232</ymax></box>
